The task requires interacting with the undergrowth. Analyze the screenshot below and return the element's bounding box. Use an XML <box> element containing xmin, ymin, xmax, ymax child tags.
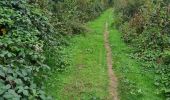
<box><xmin>113</xmin><ymin>0</ymin><xmax>170</xmax><ymax>99</ymax></box>
<box><xmin>0</xmin><ymin>0</ymin><xmax>110</xmax><ymax>99</ymax></box>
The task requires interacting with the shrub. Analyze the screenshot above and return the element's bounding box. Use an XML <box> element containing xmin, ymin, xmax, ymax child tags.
<box><xmin>114</xmin><ymin>0</ymin><xmax>170</xmax><ymax>98</ymax></box>
<box><xmin>0</xmin><ymin>0</ymin><xmax>53</xmax><ymax>99</ymax></box>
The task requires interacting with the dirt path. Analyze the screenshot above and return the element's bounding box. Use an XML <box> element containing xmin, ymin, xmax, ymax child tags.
<box><xmin>46</xmin><ymin>10</ymin><xmax>119</xmax><ymax>99</ymax></box>
<box><xmin>104</xmin><ymin>22</ymin><xmax>119</xmax><ymax>100</ymax></box>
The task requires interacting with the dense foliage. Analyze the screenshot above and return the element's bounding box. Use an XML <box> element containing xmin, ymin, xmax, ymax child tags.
<box><xmin>0</xmin><ymin>1</ymin><xmax>53</xmax><ymax>99</ymax></box>
<box><xmin>0</xmin><ymin>0</ymin><xmax>109</xmax><ymax>99</ymax></box>
<box><xmin>41</xmin><ymin>0</ymin><xmax>109</xmax><ymax>72</ymax></box>
<box><xmin>114</xmin><ymin>0</ymin><xmax>170</xmax><ymax>99</ymax></box>
<box><xmin>47</xmin><ymin>0</ymin><xmax>108</xmax><ymax>34</ymax></box>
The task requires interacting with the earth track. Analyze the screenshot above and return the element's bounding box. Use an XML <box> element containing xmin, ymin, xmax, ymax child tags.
<box><xmin>104</xmin><ymin>22</ymin><xmax>119</xmax><ymax>100</ymax></box>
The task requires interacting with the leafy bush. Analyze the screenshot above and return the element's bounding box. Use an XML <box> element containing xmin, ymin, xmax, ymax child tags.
<box><xmin>0</xmin><ymin>65</ymin><xmax>52</xmax><ymax>100</ymax></box>
<box><xmin>38</xmin><ymin>0</ymin><xmax>110</xmax><ymax>72</ymax></box>
<box><xmin>155</xmin><ymin>64</ymin><xmax>170</xmax><ymax>98</ymax></box>
<box><xmin>0</xmin><ymin>0</ymin><xmax>110</xmax><ymax>99</ymax></box>
<box><xmin>44</xmin><ymin>0</ymin><xmax>107</xmax><ymax>35</ymax></box>
<box><xmin>114</xmin><ymin>0</ymin><xmax>170</xmax><ymax>99</ymax></box>
<box><xmin>0</xmin><ymin>0</ymin><xmax>54</xmax><ymax>99</ymax></box>
<box><xmin>119</xmin><ymin>76</ymin><xmax>143</xmax><ymax>100</ymax></box>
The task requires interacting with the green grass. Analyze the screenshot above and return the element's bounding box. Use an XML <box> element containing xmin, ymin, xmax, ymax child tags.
<box><xmin>45</xmin><ymin>9</ymin><xmax>164</xmax><ymax>100</ymax></box>
<box><xmin>45</xmin><ymin>10</ymin><xmax>112</xmax><ymax>100</ymax></box>
<box><xmin>108</xmin><ymin>12</ymin><xmax>164</xmax><ymax>100</ymax></box>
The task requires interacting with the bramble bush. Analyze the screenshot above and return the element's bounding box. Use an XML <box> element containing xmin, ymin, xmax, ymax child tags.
<box><xmin>37</xmin><ymin>0</ymin><xmax>110</xmax><ymax>71</ymax></box>
<box><xmin>0</xmin><ymin>0</ymin><xmax>54</xmax><ymax>99</ymax></box>
<box><xmin>46</xmin><ymin>0</ymin><xmax>108</xmax><ymax>35</ymax></box>
<box><xmin>114</xmin><ymin>0</ymin><xmax>170</xmax><ymax>99</ymax></box>
<box><xmin>0</xmin><ymin>0</ymin><xmax>110</xmax><ymax>99</ymax></box>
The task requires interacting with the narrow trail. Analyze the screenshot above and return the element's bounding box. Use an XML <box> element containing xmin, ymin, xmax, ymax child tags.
<box><xmin>46</xmin><ymin>9</ymin><xmax>120</xmax><ymax>99</ymax></box>
<box><xmin>104</xmin><ymin>22</ymin><xmax>119</xmax><ymax>100</ymax></box>
<box><xmin>45</xmin><ymin>9</ymin><xmax>164</xmax><ymax>100</ymax></box>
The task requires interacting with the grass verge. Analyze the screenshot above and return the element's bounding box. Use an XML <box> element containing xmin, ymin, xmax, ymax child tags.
<box><xmin>108</xmin><ymin>11</ymin><xmax>164</xmax><ymax>100</ymax></box>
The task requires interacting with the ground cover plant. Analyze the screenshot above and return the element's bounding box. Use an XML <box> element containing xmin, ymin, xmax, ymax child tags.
<box><xmin>113</xmin><ymin>0</ymin><xmax>170</xmax><ymax>99</ymax></box>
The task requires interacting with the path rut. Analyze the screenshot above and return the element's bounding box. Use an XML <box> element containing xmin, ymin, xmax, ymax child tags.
<box><xmin>104</xmin><ymin>22</ymin><xmax>119</xmax><ymax>100</ymax></box>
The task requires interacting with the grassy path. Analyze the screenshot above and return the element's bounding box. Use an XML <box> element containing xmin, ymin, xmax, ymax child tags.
<box><xmin>45</xmin><ymin>9</ymin><xmax>163</xmax><ymax>100</ymax></box>
<box><xmin>45</xmin><ymin>10</ymin><xmax>112</xmax><ymax>99</ymax></box>
<box><xmin>104</xmin><ymin>22</ymin><xmax>118</xmax><ymax>100</ymax></box>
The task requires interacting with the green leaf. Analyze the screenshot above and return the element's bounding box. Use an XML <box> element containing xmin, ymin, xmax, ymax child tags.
<box><xmin>17</xmin><ymin>86</ymin><xmax>24</xmax><ymax>93</ymax></box>
<box><xmin>7</xmin><ymin>53</ymin><xmax>13</xmax><ymax>57</ymax></box>
<box><xmin>5</xmin><ymin>84</ymin><xmax>11</xmax><ymax>89</ymax></box>
<box><xmin>0</xmin><ymin>70</ymin><xmax>5</xmax><ymax>77</ymax></box>
<box><xmin>15</xmin><ymin>79</ymin><xmax>22</xmax><ymax>85</ymax></box>
<box><xmin>23</xmin><ymin>90</ymin><xmax>29</xmax><ymax>96</ymax></box>
<box><xmin>7</xmin><ymin>76</ymin><xmax>13</xmax><ymax>81</ymax></box>
<box><xmin>165</xmin><ymin>89</ymin><xmax>170</xmax><ymax>93</ymax></box>
<box><xmin>21</xmin><ymin>70</ymin><xmax>27</xmax><ymax>76</ymax></box>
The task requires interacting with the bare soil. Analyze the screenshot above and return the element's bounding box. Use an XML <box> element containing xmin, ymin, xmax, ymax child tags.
<box><xmin>104</xmin><ymin>22</ymin><xmax>119</xmax><ymax>100</ymax></box>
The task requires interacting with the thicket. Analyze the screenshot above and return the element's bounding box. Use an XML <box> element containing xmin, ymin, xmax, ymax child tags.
<box><xmin>114</xmin><ymin>0</ymin><xmax>170</xmax><ymax>99</ymax></box>
<box><xmin>36</xmin><ymin>0</ymin><xmax>108</xmax><ymax>35</ymax></box>
<box><xmin>34</xmin><ymin>0</ymin><xmax>109</xmax><ymax>72</ymax></box>
<box><xmin>0</xmin><ymin>0</ymin><xmax>109</xmax><ymax>99</ymax></box>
